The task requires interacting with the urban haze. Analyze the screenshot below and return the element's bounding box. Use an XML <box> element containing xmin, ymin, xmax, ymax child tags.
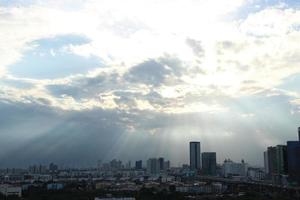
<box><xmin>0</xmin><ymin>0</ymin><xmax>300</xmax><ymax>199</ymax></box>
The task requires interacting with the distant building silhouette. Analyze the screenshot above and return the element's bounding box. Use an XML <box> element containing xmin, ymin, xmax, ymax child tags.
<box><xmin>49</xmin><ymin>163</ymin><xmax>58</xmax><ymax>173</ymax></box>
<box><xmin>190</xmin><ymin>141</ymin><xmax>201</xmax><ymax>170</ymax></box>
<box><xmin>265</xmin><ymin>145</ymin><xmax>288</xmax><ymax>176</ymax></box>
<box><xmin>158</xmin><ymin>157</ymin><xmax>164</xmax><ymax>171</ymax></box>
<box><xmin>147</xmin><ymin>158</ymin><xmax>160</xmax><ymax>175</ymax></box>
<box><xmin>164</xmin><ymin>160</ymin><xmax>170</xmax><ymax>170</ymax></box>
<box><xmin>110</xmin><ymin>159</ymin><xmax>122</xmax><ymax>170</ymax></box>
<box><xmin>287</xmin><ymin>128</ymin><xmax>300</xmax><ymax>184</ymax></box>
<box><xmin>202</xmin><ymin>152</ymin><xmax>216</xmax><ymax>176</ymax></box>
<box><xmin>135</xmin><ymin>160</ymin><xmax>142</xmax><ymax>170</ymax></box>
<box><xmin>263</xmin><ymin>151</ymin><xmax>269</xmax><ymax>174</ymax></box>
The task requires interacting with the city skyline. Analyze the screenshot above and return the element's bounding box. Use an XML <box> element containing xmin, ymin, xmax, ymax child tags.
<box><xmin>0</xmin><ymin>130</ymin><xmax>298</xmax><ymax>169</ymax></box>
<box><xmin>0</xmin><ymin>0</ymin><xmax>300</xmax><ymax>168</ymax></box>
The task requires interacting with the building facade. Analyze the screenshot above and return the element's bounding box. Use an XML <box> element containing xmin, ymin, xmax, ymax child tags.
<box><xmin>222</xmin><ymin>159</ymin><xmax>248</xmax><ymax>177</ymax></box>
<box><xmin>264</xmin><ymin>151</ymin><xmax>269</xmax><ymax>174</ymax></box>
<box><xmin>190</xmin><ymin>142</ymin><xmax>201</xmax><ymax>170</ymax></box>
<box><xmin>147</xmin><ymin>158</ymin><xmax>160</xmax><ymax>175</ymax></box>
<box><xmin>266</xmin><ymin>145</ymin><xmax>288</xmax><ymax>176</ymax></box>
<box><xmin>135</xmin><ymin>160</ymin><xmax>142</xmax><ymax>170</ymax></box>
<box><xmin>158</xmin><ymin>157</ymin><xmax>164</xmax><ymax>171</ymax></box>
<box><xmin>202</xmin><ymin>152</ymin><xmax>217</xmax><ymax>176</ymax></box>
<box><xmin>287</xmin><ymin>141</ymin><xmax>300</xmax><ymax>184</ymax></box>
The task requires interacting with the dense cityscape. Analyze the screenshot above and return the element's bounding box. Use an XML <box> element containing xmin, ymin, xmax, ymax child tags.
<box><xmin>0</xmin><ymin>128</ymin><xmax>299</xmax><ymax>199</ymax></box>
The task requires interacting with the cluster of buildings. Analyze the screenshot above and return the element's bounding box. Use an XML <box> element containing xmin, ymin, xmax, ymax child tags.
<box><xmin>146</xmin><ymin>158</ymin><xmax>170</xmax><ymax>174</ymax></box>
<box><xmin>264</xmin><ymin>128</ymin><xmax>300</xmax><ymax>185</ymax></box>
<box><xmin>189</xmin><ymin>142</ymin><xmax>216</xmax><ymax>176</ymax></box>
<box><xmin>98</xmin><ymin>157</ymin><xmax>171</xmax><ymax>176</ymax></box>
<box><xmin>0</xmin><ymin>127</ymin><xmax>300</xmax><ymax>198</ymax></box>
<box><xmin>189</xmin><ymin>142</ymin><xmax>262</xmax><ymax>181</ymax></box>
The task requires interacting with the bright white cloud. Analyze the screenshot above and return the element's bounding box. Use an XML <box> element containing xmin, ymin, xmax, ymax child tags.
<box><xmin>0</xmin><ymin>0</ymin><xmax>300</xmax><ymax>115</ymax></box>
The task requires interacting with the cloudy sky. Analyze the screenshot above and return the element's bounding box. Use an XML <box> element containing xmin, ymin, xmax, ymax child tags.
<box><xmin>0</xmin><ymin>0</ymin><xmax>300</xmax><ymax>168</ymax></box>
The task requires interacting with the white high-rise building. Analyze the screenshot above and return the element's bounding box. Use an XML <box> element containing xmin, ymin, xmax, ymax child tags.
<box><xmin>222</xmin><ymin>159</ymin><xmax>248</xmax><ymax>177</ymax></box>
<box><xmin>190</xmin><ymin>141</ymin><xmax>201</xmax><ymax>170</ymax></box>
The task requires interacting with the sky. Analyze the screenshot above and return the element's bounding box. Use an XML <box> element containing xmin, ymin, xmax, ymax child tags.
<box><xmin>0</xmin><ymin>0</ymin><xmax>300</xmax><ymax>168</ymax></box>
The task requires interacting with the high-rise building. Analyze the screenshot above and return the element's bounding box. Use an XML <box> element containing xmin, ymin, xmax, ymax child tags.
<box><xmin>287</xmin><ymin>129</ymin><xmax>300</xmax><ymax>184</ymax></box>
<box><xmin>97</xmin><ymin>160</ymin><xmax>102</xmax><ymax>171</ymax></box>
<box><xmin>110</xmin><ymin>159</ymin><xmax>122</xmax><ymax>170</ymax></box>
<box><xmin>158</xmin><ymin>157</ymin><xmax>164</xmax><ymax>171</ymax></box>
<box><xmin>264</xmin><ymin>151</ymin><xmax>269</xmax><ymax>174</ymax></box>
<box><xmin>190</xmin><ymin>141</ymin><xmax>201</xmax><ymax>170</ymax></box>
<box><xmin>267</xmin><ymin>147</ymin><xmax>276</xmax><ymax>175</ymax></box>
<box><xmin>164</xmin><ymin>160</ymin><xmax>170</xmax><ymax>170</ymax></box>
<box><xmin>266</xmin><ymin>145</ymin><xmax>288</xmax><ymax>176</ymax></box>
<box><xmin>147</xmin><ymin>158</ymin><xmax>160</xmax><ymax>175</ymax></box>
<box><xmin>125</xmin><ymin>161</ymin><xmax>131</xmax><ymax>169</ymax></box>
<box><xmin>49</xmin><ymin>163</ymin><xmax>58</xmax><ymax>173</ymax></box>
<box><xmin>298</xmin><ymin>127</ymin><xmax>300</xmax><ymax>141</ymax></box>
<box><xmin>202</xmin><ymin>152</ymin><xmax>217</xmax><ymax>176</ymax></box>
<box><xmin>135</xmin><ymin>160</ymin><xmax>142</xmax><ymax>170</ymax></box>
<box><xmin>276</xmin><ymin>145</ymin><xmax>288</xmax><ymax>174</ymax></box>
<box><xmin>267</xmin><ymin>146</ymin><xmax>277</xmax><ymax>175</ymax></box>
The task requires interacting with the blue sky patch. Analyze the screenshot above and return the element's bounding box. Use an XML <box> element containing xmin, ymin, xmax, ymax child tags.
<box><xmin>8</xmin><ymin>35</ymin><xmax>102</xmax><ymax>79</ymax></box>
<box><xmin>279</xmin><ymin>73</ymin><xmax>300</xmax><ymax>92</ymax></box>
<box><xmin>234</xmin><ymin>0</ymin><xmax>300</xmax><ymax>20</ymax></box>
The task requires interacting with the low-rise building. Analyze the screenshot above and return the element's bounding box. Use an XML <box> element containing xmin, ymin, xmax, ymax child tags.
<box><xmin>0</xmin><ymin>184</ymin><xmax>22</xmax><ymax>197</ymax></box>
<box><xmin>222</xmin><ymin>159</ymin><xmax>248</xmax><ymax>177</ymax></box>
<box><xmin>47</xmin><ymin>183</ymin><xmax>64</xmax><ymax>190</ymax></box>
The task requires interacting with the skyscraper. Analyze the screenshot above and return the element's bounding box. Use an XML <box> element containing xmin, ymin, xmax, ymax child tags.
<box><xmin>287</xmin><ymin>128</ymin><xmax>300</xmax><ymax>184</ymax></box>
<box><xmin>164</xmin><ymin>160</ymin><xmax>170</xmax><ymax>170</ymax></box>
<box><xmin>190</xmin><ymin>141</ymin><xmax>201</xmax><ymax>170</ymax></box>
<box><xmin>264</xmin><ymin>151</ymin><xmax>269</xmax><ymax>174</ymax></box>
<box><xmin>298</xmin><ymin>127</ymin><xmax>300</xmax><ymax>141</ymax></box>
<box><xmin>266</xmin><ymin>145</ymin><xmax>288</xmax><ymax>176</ymax></box>
<box><xmin>267</xmin><ymin>146</ymin><xmax>277</xmax><ymax>176</ymax></box>
<box><xmin>276</xmin><ymin>145</ymin><xmax>288</xmax><ymax>174</ymax></box>
<box><xmin>147</xmin><ymin>158</ymin><xmax>160</xmax><ymax>175</ymax></box>
<box><xmin>158</xmin><ymin>157</ymin><xmax>164</xmax><ymax>171</ymax></box>
<box><xmin>202</xmin><ymin>152</ymin><xmax>216</xmax><ymax>176</ymax></box>
<box><xmin>135</xmin><ymin>160</ymin><xmax>142</xmax><ymax>170</ymax></box>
